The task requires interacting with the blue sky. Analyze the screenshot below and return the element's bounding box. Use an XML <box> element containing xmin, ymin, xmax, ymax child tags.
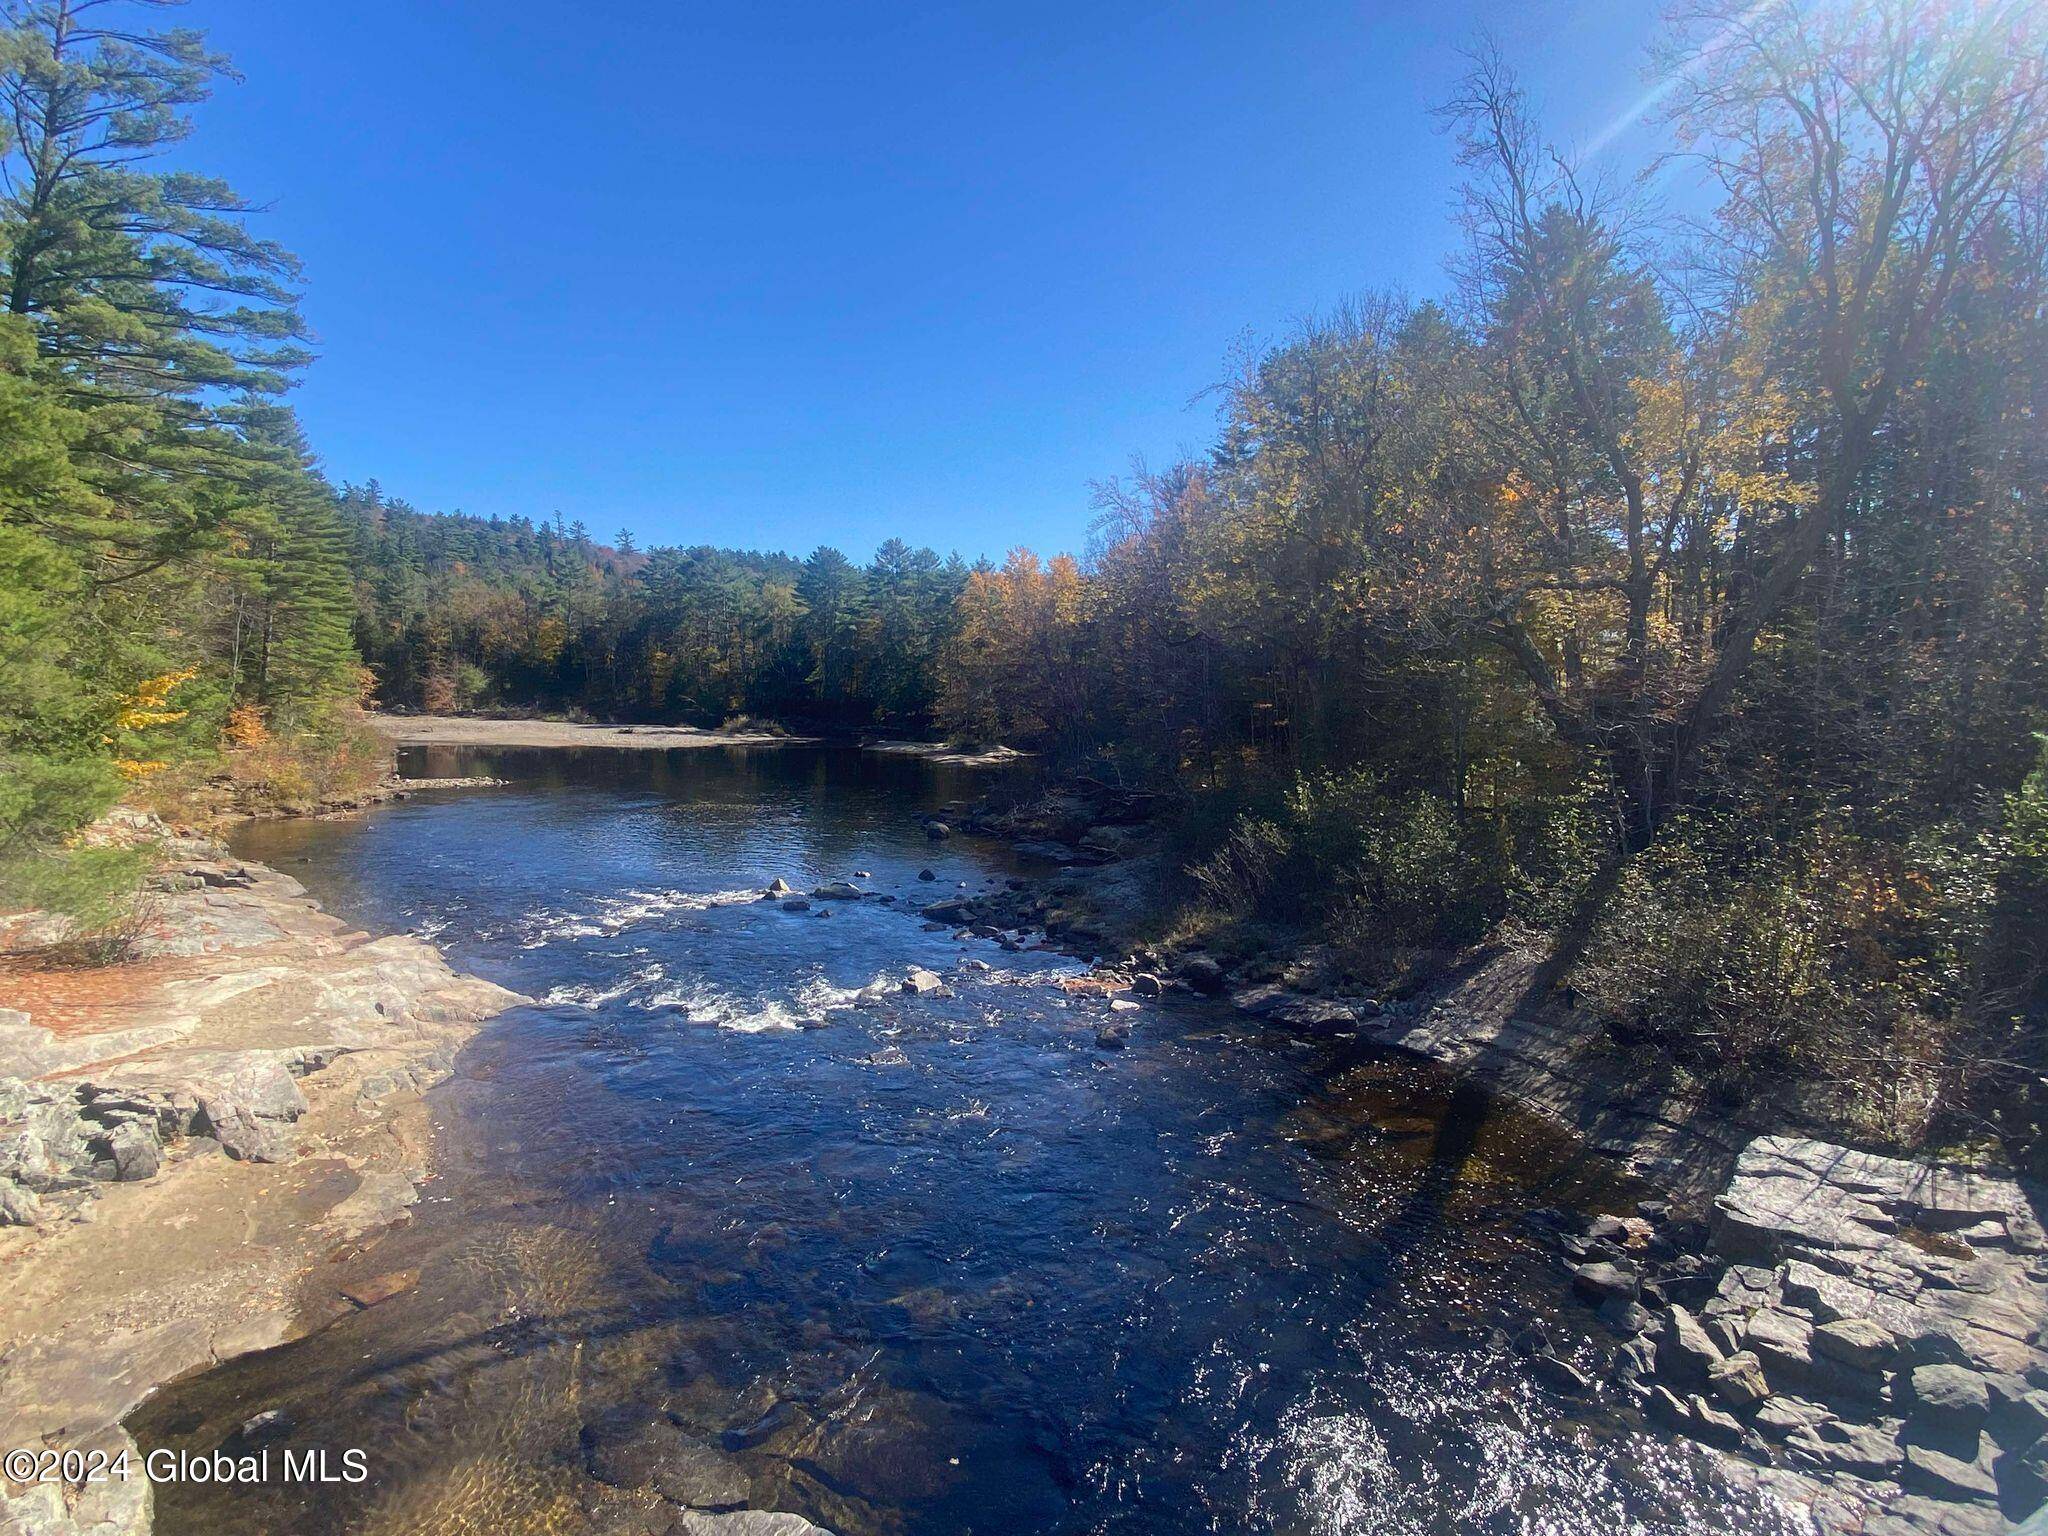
<box><xmin>189</xmin><ymin>0</ymin><xmax>1667</xmax><ymax>561</ymax></box>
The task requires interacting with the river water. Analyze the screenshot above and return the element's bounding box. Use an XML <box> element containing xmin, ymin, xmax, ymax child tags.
<box><xmin>130</xmin><ymin>746</ymin><xmax>1802</xmax><ymax>1535</ymax></box>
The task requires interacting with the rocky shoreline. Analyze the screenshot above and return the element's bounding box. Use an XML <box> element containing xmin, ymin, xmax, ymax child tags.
<box><xmin>898</xmin><ymin>780</ymin><xmax>2048</xmax><ymax>1535</ymax></box>
<box><xmin>1537</xmin><ymin>1138</ymin><xmax>2048</xmax><ymax>1534</ymax></box>
<box><xmin>0</xmin><ymin>815</ymin><xmax>528</xmax><ymax>1536</ymax></box>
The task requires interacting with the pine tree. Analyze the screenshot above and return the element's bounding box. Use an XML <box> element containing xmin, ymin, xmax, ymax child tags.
<box><xmin>239</xmin><ymin>405</ymin><xmax>356</xmax><ymax>723</ymax></box>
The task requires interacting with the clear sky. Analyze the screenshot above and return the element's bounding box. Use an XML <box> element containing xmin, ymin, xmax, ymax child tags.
<box><xmin>187</xmin><ymin>0</ymin><xmax>1667</xmax><ymax>561</ymax></box>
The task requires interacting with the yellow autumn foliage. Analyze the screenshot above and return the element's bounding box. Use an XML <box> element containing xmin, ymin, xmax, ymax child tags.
<box><xmin>115</xmin><ymin>667</ymin><xmax>197</xmax><ymax>732</ymax></box>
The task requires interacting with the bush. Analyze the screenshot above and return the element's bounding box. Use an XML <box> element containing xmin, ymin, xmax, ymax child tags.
<box><xmin>0</xmin><ymin>844</ymin><xmax>152</xmax><ymax>963</ymax></box>
<box><xmin>1572</xmin><ymin>820</ymin><xmax>1983</xmax><ymax>1143</ymax></box>
<box><xmin>718</xmin><ymin>715</ymin><xmax>790</xmax><ymax>737</ymax></box>
<box><xmin>1183</xmin><ymin>770</ymin><xmax>1509</xmax><ymax>946</ymax></box>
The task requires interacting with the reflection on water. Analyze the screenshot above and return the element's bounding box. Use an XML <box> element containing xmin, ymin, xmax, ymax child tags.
<box><xmin>131</xmin><ymin>747</ymin><xmax>1800</xmax><ymax>1534</ymax></box>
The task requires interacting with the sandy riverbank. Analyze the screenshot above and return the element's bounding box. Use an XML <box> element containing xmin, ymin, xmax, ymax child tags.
<box><xmin>371</xmin><ymin>713</ymin><xmax>810</xmax><ymax>749</ymax></box>
<box><xmin>0</xmin><ymin>816</ymin><xmax>528</xmax><ymax>1536</ymax></box>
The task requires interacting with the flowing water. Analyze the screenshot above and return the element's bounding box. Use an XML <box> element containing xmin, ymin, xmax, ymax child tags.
<box><xmin>130</xmin><ymin>746</ymin><xmax>1803</xmax><ymax>1535</ymax></box>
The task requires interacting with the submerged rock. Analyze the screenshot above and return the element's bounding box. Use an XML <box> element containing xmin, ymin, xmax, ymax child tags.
<box><xmin>340</xmin><ymin>1268</ymin><xmax>419</xmax><ymax>1308</ymax></box>
<box><xmin>1532</xmin><ymin>1352</ymin><xmax>1593</xmax><ymax>1395</ymax></box>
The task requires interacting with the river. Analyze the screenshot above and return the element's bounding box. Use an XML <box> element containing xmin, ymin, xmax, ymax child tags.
<box><xmin>128</xmin><ymin>745</ymin><xmax>1802</xmax><ymax>1535</ymax></box>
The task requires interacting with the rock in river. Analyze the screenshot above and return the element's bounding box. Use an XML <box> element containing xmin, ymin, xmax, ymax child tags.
<box><xmin>1571</xmin><ymin>1261</ymin><xmax>1637</xmax><ymax>1304</ymax></box>
<box><xmin>673</xmin><ymin>1513</ymin><xmax>832</xmax><ymax>1536</ymax></box>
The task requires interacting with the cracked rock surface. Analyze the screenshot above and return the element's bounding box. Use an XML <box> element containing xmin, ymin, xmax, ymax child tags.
<box><xmin>0</xmin><ymin>818</ymin><xmax>527</xmax><ymax>1536</ymax></box>
<box><xmin>1567</xmin><ymin>1135</ymin><xmax>2048</xmax><ymax>1535</ymax></box>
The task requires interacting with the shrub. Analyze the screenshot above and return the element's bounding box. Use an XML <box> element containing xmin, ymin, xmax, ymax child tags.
<box><xmin>0</xmin><ymin>844</ymin><xmax>153</xmax><ymax>963</ymax></box>
<box><xmin>1572</xmin><ymin>821</ymin><xmax>1984</xmax><ymax>1143</ymax></box>
<box><xmin>1187</xmin><ymin>815</ymin><xmax>1288</xmax><ymax>918</ymax></box>
<box><xmin>1182</xmin><ymin>770</ymin><xmax>1509</xmax><ymax>946</ymax></box>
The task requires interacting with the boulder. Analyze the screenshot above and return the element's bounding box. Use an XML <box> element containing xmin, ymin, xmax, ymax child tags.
<box><xmin>1786</xmin><ymin>1419</ymin><xmax>1905</xmax><ymax>1477</ymax></box>
<box><xmin>1708</xmin><ymin>1350</ymin><xmax>1771</xmax><ymax>1407</ymax></box>
<box><xmin>651</xmin><ymin>1437</ymin><xmax>751</xmax><ymax>1509</ymax></box>
<box><xmin>103</xmin><ymin>1121</ymin><xmax>161</xmax><ymax>1182</ymax></box>
<box><xmin>0</xmin><ymin>1180</ymin><xmax>40</xmax><ymax>1225</ymax></box>
<box><xmin>1532</xmin><ymin>1352</ymin><xmax>1592</xmax><ymax>1395</ymax></box>
<box><xmin>811</xmin><ymin>881</ymin><xmax>865</xmax><ymax>901</ymax></box>
<box><xmin>917</xmin><ymin>869</ymin><xmax>936</xmax><ymax>881</ymax></box>
<box><xmin>2000</xmin><ymin>1434</ymin><xmax>2048</xmax><ymax>1513</ymax></box>
<box><xmin>1596</xmin><ymin>1296</ymin><xmax>1654</xmax><ymax>1336</ymax></box>
<box><xmin>900</xmin><ymin>969</ymin><xmax>946</xmax><ymax>996</ymax></box>
<box><xmin>1586</xmin><ymin>1214</ymin><xmax>1631</xmax><ymax>1244</ymax></box>
<box><xmin>584</xmin><ymin>1414</ymin><xmax>751</xmax><ymax>1510</ymax></box>
<box><xmin>924</xmin><ymin>821</ymin><xmax>951</xmax><ymax>840</ymax></box>
<box><xmin>1687</xmin><ymin>1395</ymin><xmax>1745</xmax><ymax>1447</ymax></box>
<box><xmin>764</xmin><ymin>878</ymin><xmax>796</xmax><ymax>896</ymax></box>
<box><xmin>1902</xmin><ymin>1437</ymin><xmax>1999</xmax><ymax>1503</ymax></box>
<box><xmin>1571</xmin><ymin>1261</ymin><xmax>1638</xmax><ymax>1304</ymax></box>
<box><xmin>1867</xmin><ymin>1497</ymin><xmax>2008</xmax><ymax>1536</ymax></box>
<box><xmin>1753</xmin><ymin>1396</ymin><xmax>1835</xmax><ymax>1438</ymax></box>
<box><xmin>340</xmin><ymin>1268</ymin><xmax>418</xmax><ymax>1308</ymax></box>
<box><xmin>1658</xmin><ymin>1306</ymin><xmax>1726</xmax><ymax>1383</ymax></box>
<box><xmin>1644</xmin><ymin>1385</ymin><xmax>1693</xmax><ymax>1426</ymax></box>
<box><xmin>1176</xmin><ymin>956</ymin><xmax>1226</xmax><ymax>995</ymax></box>
<box><xmin>1743</xmin><ymin>1307</ymin><xmax>1815</xmax><ymax>1372</ymax></box>
<box><xmin>1908</xmin><ymin>1363</ymin><xmax>1991</xmax><ymax>1436</ymax></box>
<box><xmin>672</xmin><ymin>1513</ymin><xmax>832</xmax><ymax>1536</ymax></box>
<box><xmin>197</xmin><ymin>1095</ymin><xmax>293</xmax><ymax>1163</ymax></box>
<box><xmin>1129</xmin><ymin>974</ymin><xmax>1164</xmax><ymax>998</ymax></box>
<box><xmin>1094</xmin><ymin>1024</ymin><xmax>1129</xmax><ymax>1050</ymax></box>
<box><xmin>1713</xmin><ymin>1155</ymin><xmax>1896</xmax><ymax>1264</ymax></box>
<box><xmin>1814</xmin><ymin>1316</ymin><xmax>1897</xmax><ymax>1372</ymax></box>
<box><xmin>780</xmin><ymin>899</ymin><xmax>811</xmax><ymax>913</ymax></box>
<box><xmin>1988</xmin><ymin>1383</ymin><xmax>2048</xmax><ymax>1449</ymax></box>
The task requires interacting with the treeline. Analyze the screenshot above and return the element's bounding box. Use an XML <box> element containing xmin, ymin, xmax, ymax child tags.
<box><xmin>0</xmin><ymin>0</ymin><xmax>375</xmax><ymax>918</ymax></box>
<box><xmin>345</xmin><ymin>492</ymin><xmax>972</xmax><ymax>731</ymax></box>
<box><xmin>349</xmin><ymin>0</ymin><xmax>2048</xmax><ymax>1152</ymax></box>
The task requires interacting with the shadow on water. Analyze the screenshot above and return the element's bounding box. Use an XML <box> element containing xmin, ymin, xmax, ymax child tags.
<box><xmin>130</xmin><ymin>746</ymin><xmax>1805</xmax><ymax>1536</ymax></box>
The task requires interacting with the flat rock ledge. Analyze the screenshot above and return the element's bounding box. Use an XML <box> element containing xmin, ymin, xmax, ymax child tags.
<box><xmin>1558</xmin><ymin>1135</ymin><xmax>2048</xmax><ymax>1535</ymax></box>
<box><xmin>0</xmin><ymin>819</ymin><xmax>529</xmax><ymax>1536</ymax></box>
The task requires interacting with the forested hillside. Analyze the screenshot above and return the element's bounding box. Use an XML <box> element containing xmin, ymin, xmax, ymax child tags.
<box><xmin>0</xmin><ymin>0</ymin><xmax>373</xmax><ymax>921</ymax></box>
<box><xmin>344</xmin><ymin>489</ymin><xmax>971</xmax><ymax>731</ymax></box>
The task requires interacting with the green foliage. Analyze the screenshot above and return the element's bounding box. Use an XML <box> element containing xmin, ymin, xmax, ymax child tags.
<box><xmin>344</xmin><ymin>488</ymin><xmax>970</xmax><ymax>731</ymax></box>
<box><xmin>1186</xmin><ymin>771</ymin><xmax>1510</xmax><ymax>947</ymax></box>
<box><xmin>0</xmin><ymin>843</ymin><xmax>148</xmax><ymax>929</ymax></box>
<box><xmin>0</xmin><ymin>3</ymin><xmax>361</xmax><ymax>907</ymax></box>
